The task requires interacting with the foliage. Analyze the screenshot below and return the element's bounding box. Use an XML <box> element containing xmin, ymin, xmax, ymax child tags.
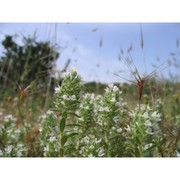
<box><xmin>0</xmin><ymin>70</ymin><xmax>179</xmax><ymax>157</ymax></box>
<box><xmin>0</xmin><ymin>35</ymin><xmax>59</xmax><ymax>92</ymax></box>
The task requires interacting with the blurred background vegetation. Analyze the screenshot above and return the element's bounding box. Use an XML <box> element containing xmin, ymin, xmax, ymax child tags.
<box><xmin>0</xmin><ymin>31</ymin><xmax>179</xmax><ymax>120</ymax></box>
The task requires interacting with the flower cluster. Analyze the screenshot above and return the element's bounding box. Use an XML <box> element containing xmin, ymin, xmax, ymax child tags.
<box><xmin>38</xmin><ymin>110</ymin><xmax>59</xmax><ymax>157</ymax></box>
<box><xmin>126</xmin><ymin>104</ymin><xmax>162</xmax><ymax>156</ymax></box>
<box><xmin>54</xmin><ymin>69</ymin><xmax>82</xmax><ymax>113</ymax></box>
<box><xmin>0</xmin><ymin>113</ymin><xmax>28</xmax><ymax>157</ymax></box>
<box><xmin>78</xmin><ymin>93</ymin><xmax>95</xmax><ymax>134</ymax></box>
<box><xmin>95</xmin><ymin>84</ymin><xmax>126</xmax><ymax>128</ymax></box>
<box><xmin>79</xmin><ymin>135</ymin><xmax>104</xmax><ymax>157</ymax></box>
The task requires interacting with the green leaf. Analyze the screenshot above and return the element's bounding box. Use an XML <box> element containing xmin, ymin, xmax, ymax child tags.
<box><xmin>61</xmin><ymin>135</ymin><xmax>68</xmax><ymax>147</ymax></box>
<box><xmin>60</xmin><ymin>117</ymin><xmax>66</xmax><ymax>133</ymax></box>
<box><xmin>66</xmin><ymin>123</ymin><xmax>81</xmax><ymax>127</ymax></box>
<box><xmin>67</xmin><ymin>132</ymin><xmax>78</xmax><ymax>138</ymax></box>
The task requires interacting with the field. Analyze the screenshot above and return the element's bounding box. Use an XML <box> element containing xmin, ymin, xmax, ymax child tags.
<box><xmin>0</xmin><ymin>69</ymin><xmax>180</xmax><ymax>157</ymax></box>
<box><xmin>0</xmin><ymin>31</ymin><xmax>180</xmax><ymax>157</ymax></box>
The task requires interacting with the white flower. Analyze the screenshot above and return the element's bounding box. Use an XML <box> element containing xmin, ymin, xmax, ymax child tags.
<box><xmin>117</xmin><ymin>128</ymin><xmax>123</xmax><ymax>133</ymax></box>
<box><xmin>84</xmin><ymin>106</ymin><xmax>90</xmax><ymax>110</ymax></box>
<box><xmin>71</xmin><ymin>67</ymin><xmax>77</xmax><ymax>73</ymax></box>
<box><xmin>97</xmin><ymin>119</ymin><xmax>103</xmax><ymax>126</ymax></box>
<box><xmin>95</xmin><ymin>138</ymin><xmax>101</xmax><ymax>144</ymax></box>
<box><xmin>176</xmin><ymin>151</ymin><xmax>180</xmax><ymax>157</ymax></box>
<box><xmin>146</xmin><ymin>127</ymin><xmax>154</xmax><ymax>135</ymax></box>
<box><xmin>152</xmin><ymin>111</ymin><xmax>161</xmax><ymax>122</ymax></box>
<box><xmin>17</xmin><ymin>150</ymin><xmax>22</xmax><ymax>157</ymax></box>
<box><xmin>0</xmin><ymin>149</ymin><xmax>3</xmax><ymax>156</ymax></box>
<box><xmin>108</xmin><ymin>84</ymin><xmax>114</xmax><ymax>89</ymax></box>
<box><xmin>98</xmin><ymin>147</ymin><xmax>105</xmax><ymax>157</ymax></box>
<box><xmin>49</xmin><ymin>136</ymin><xmax>56</xmax><ymax>142</ymax></box>
<box><xmin>55</xmin><ymin>85</ymin><xmax>61</xmax><ymax>94</ymax></box>
<box><xmin>99</xmin><ymin>106</ymin><xmax>104</xmax><ymax>112</ymax></box>
<box><xmin>115</xmin><ymin>101</ymin><xmax>123</xmax><ymax>107</ymax></box>
<box><xmin>104</xmin><ymin>106</ymin><xmax>110</xmax><ymax>112</ymax></box>
<box><xmin>62</xmin><ymin>95</ymin><xmax>68</xmax><ymax>100</ymax></box>
<box><xmin>142</xmin><ymin>112</ymin><xmax>149</xmax><ymax>119</ymax></box>
<box><xmin>90</xmin><ymin>93</ymin><xmax>95</xmax><ymax>99</ymax></box>
<box><xmin>17</xmin><ymin>144</ymin><xmax>24</xmax><ymax>148</ymax></box>
<box><xmin>44</xmin><ymin>145</ymin><xmax>49</xmax><ymax>152</ymax></box>
<box><xmin>81</xmin><ymin>136</ymin><xmax>89</xmax><ymax>144</ymax></box>
<box><xmin>70</xmin><ymin>95</ymin><xmax>76</xmax><ymax>100</ymax></box>
<box><xmin>111</xmin><ymin>127</ymin><xmax>116</xmax><ymax>131</ymax></box>
<box><xmin>113</xmin><ymin>86</ymin><xmax>119</xmax><ymax>92</ymax></box>
<box><xmin>5</xmin><ymin>145</ymin><xmax>12</xmax><ymax>154</ymax></box>
<box><xmin>4</xmin><ymin>114</ymin><xmax>16</xmax><ymax>122</ymax></box>
<box><xmin>61</xmin><ymin>101</ymin><xmax>65</xmax><ymax>105</ymax></box>
<box><xmin>41</xmin><ymin>114</ymin><xmax>47</xmax><ymax>119</ymax></box>
<box><xmin>144</xmin><ymin>143</ymin><xmax>153</xmax><ymax>150</ymax></box>
<box><xmin>144</xmin><ymin>120</ymin><xmax>152</xmax><ymax>127</ymax></box>
<box><xmin>110</xmin><ymin>97</ymin><xmax>116</xmax><ymax>103</ymax></box>
<box><xmin>46</xmin><ymin>110</ymin><xmax>53</xmax><ymax>115</ymax></box>
<box><xmin>113</xmin><ymin>116</ymin><xmax>120</xmax><ymax>123</ymax></box>
<box><xmin>125</xmin><ymin>125</ymin><xmax>131</xmax><ymax>132</ymax></box>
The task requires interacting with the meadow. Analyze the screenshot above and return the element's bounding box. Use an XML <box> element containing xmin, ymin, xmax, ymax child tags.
<box><xmin>0</xmin><ymin>69</ymin><xmax>179</xmax><ymax>157</ymax></box>
<box><xmin>0</xmin><ymin>33</ymin><xmax>180</xmax><ymax>157</ymax></box>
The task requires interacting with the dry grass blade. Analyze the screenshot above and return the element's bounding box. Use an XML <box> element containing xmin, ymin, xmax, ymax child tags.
<box><xmin>117</xmin><ymin>50</ymin><xmax>167</xmax><ymax>101</ymax></box>
<box><xmin>99</xmin><ymin>37</ymin><xmax>103</xmax><ymax>48</ymax></box>
<box><xmin>91</xmin><ymin>28</ymin><xmax>98</xmax><ymax>32</ymax></box>
<box><xmin>140</xmin><ymin>24</ymin><xmax>144</xmax><ymax>49</ymax></box>
<box><xmin>145</xmin><ymin>61</ymin><xmax>167</xmax><ymax>80</ymax></box>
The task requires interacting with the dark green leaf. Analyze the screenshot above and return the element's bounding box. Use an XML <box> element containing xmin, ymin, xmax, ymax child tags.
<box><xmin>67</xmin><ymin>133</ymin><xmax>78</xmax><ymax>138</ymax></box>
<box><xmin>60</xmin><ymin>117</ymin><xmax>66</xmax><ymax>133</ymax></box>
<box><xmin>61</xmin><ymin>135</ymin><xmax>68</xmax><ymax>147</ymax></box>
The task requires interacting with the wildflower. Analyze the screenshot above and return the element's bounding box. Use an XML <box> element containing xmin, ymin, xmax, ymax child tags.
<box><xmin>95</xmin><ymin>138</ymin><xmax>101</xmax><ymax>144</ymax></box>
<box><xmin>55</xmin><ymin>85</ymin><xmax>61</xmax><ymax>94</ymax></box>
<box><xmin>125</xmin><ymin>125</ymin><xmax>131</xmax><ymax>132</ymax></box>
<box><xmin>108</xmin><ymin>84</ymin><xmax>114</xmax><ymax>89</ymax></box>
<box><xmin>176</xmin><ymin>151</ymin><xmax>180</xmax><ymax>157</ymax></box>
<box><xmin>152</xmin><ymin>111</ymin><xmax>161</xmax><ymax>122</ymax></box>
<box><xmin>4</xmin><ymin>114</ymin><xmax>16</xmax><ymax>122</ymax></box>
<box><xmin>97</xmin><ymin>119</ymin><xmax>103</xmax><ymax>126</ymax></box>
<box><xmin>146</xmin><ymin>127</ymin><xmax>154</xmax><ymax>135</ymax></box>
<box><xmin>142</xmin><ymin>112</ymin><xmax>149</xmax><ymax>119</ymax></box>
<box><xmin>17</xmin><ymin>150</ymin><xmax>22</xmax><ymax>157</ymax></box>
<box><xmin>62</xmin><ymin>95</ymin><xmax>68</xmax><ymax>100</ymax></box>
<box><xmin>98</xmin><ymin>147</ymin><xmax>105</xmax><ymax>157</ymax></box>
<box><xmin>117</xmin><ymin>128</ymin><xmax>123</xmax><ymax>133</ymax></box>
<box><xmin>110</xmin><ymin>97</ymin><xmax>116</xmax><ymax>103</ymax></box>
<box><xmin>144</xmin><ymin>143</ymin><xmax>153</xmax><ymax>150</ymax></box>
<box><xmin>81</xmin><ymin>136</ymin><xmax>89</xmax><ymax>144</ymax></box>
<box><xmin>144</xmin><ymin>120</ymin><xmax>152</xmax><ymax>127</ymax></box>
<box><xmin>113</xmin><ymin>116</ymin><xmax>120</xmax><ymax>123</ymax></box>
<box><xmin>0</xmin><ymin>149</ymin><xmax>3</xmax><ymax>156</ymax></box>
<box><xmin>49</xmin><ymin>136</ymin><xmax>56</xmax><ymax>142</ymax></box>
<box><xmin>113</xmin><ymin>85</ymin><xmax>119</xmax><ymax>92</ymax></box>
<box><xmin>46</xmin><ymin>110</ymin><xmax>53</xmax><ymax>115</ymax></box>
<box><xmin>44</xmin><ymin>145</ymin><xmax>49</xmax><ymax>153</ymax></box>
<box><xmin>70</xmin><ymin>95</ymin><xmax>76</xmax><ymax>100</ymax></box>
<box><xmin>103</xmin><ymin>106</ymin><xmax>110</xmax><ymax>112</ymax></box>
<box><xmin>41</xmin><ymin>114</ymin><xmax>47</xmax><ymax>120</ymax></box>
<box><xmin>5</xmin><ymin>145</ymin><xmax>12</xmax><ymax>154</ymax></box>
